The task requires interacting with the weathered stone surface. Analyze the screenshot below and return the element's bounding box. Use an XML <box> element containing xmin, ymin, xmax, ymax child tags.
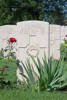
<box><xmin>30</xmin><ymin>21</ymin><xmax>49</xmax><ymax>35</ymax></box>
<box><xmin>16</xmin><ymin>48</ymin><xmax>28</xmax><ymax>61</ymax></box>
<box><xmin>17</xmin><ymin>21</ymin><xmax>31</xmax><ymax>34</ymax></box>
<box><xmin>50</xmin><ymin>40</ymin><xmax>60</xmax><ymax>59</ymax></box>
<box><xmin>30</xmin><ymin>34</ymin><xmax>48</xmax><ymax>48</ymax></box>
<box><xmin>16</xmin><ymin>21</ymin><xmax>49</xmax><ymax>60</ymax></box>
<box><xmin>16</xmin><ymin>22</ymin><xmax>30</xmax><ymax>47</ymax></box>
<box><xmin>61</xmin><ymin>26</ymin><xmax>65</xmax><ymax>43</ymax></box>
<box><xmin>17</xmin><ymin>21</ymin><xmax>49</xmax><ymax>48</ymax></box>
<box><xmin>30</xmin><ymin>21</ymin><xmax>49</xmax><ymax>47</ymax></box>
<box><xmin>16</xmin><ymin>33</ymin><xmax>30</xmax><ymax>48</ymax></box>
<box><xmin>50</xmin><ymin>24</ymin><xmax>61</xmax><ymax>59</ymax></box>
<box><xmin>50</xmin><ymin>24</ymin><xmax>61</xmax><ymax>40</ymax></box>
<box><xmin>26</xmin><ymin>45</ymin><xmax>40</xmax><ymax>57</ymax></box>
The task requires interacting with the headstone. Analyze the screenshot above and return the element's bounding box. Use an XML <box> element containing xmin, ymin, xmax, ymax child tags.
<box><xmin>16</xmin><ymin>21</ymin><xmax>49</xmax><ymax>81</ymax></box>
<box><xmin>16</xmin><ymin>21</ymin><xmax>49</xmax><ymax>61</ymax></box>
<box><xmin>50</xmin><ymin>24</ymin><xmax>61</xmax><ymax>59</ymax></box>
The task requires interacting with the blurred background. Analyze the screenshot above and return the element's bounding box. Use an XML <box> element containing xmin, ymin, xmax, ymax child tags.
<box><xmin>0</xmin><ymin>0</ymin><xmax>67</xmax><ymax>25</ymax></box>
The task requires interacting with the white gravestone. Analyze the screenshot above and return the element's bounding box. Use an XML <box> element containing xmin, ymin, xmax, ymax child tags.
<box><xmin>50</xmin><ymin>24</ymin><xmax>61</xmax><ymax>59</ymax></box>
<box><xmin>16</xmin><ymin>21</ymin><xmax>49</xmax><ymax>81</ymax></box>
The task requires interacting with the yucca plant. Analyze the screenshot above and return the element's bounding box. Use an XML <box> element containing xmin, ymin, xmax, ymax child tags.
<box><xmin>30</xmin><ymin>54</ymin><xmax>67</xmax><ymax>91</ymax></box>
<box><xmin>20</xmin><ymin>54</ymin><xmax>67</xmax><ymax>92</ymax></box>
<box><xmin>21</xmin><ymin>58</ymin><xmax>38</xmax><ymax>89</ymax></box>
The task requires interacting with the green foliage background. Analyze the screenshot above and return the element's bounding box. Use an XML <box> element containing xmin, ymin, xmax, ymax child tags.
<box><xmin>0</xmin><ymin>59</ymin><xmax>17</xmax><ymax>82</ymax></box>
<box><xmin>0</xmin><ymin>0</ymin><xmax>66</xmax><ymax>25</ymax></box>
<box><xmin>60</xmin><ymin>44</ymin><xmax>67</xmax><ymax>61</ymax></box>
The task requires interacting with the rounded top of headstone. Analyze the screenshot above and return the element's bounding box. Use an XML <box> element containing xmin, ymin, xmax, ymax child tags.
<box><xmin>17</xmin><ymin>20</ymin><xmax>49</xmax><ymax>25</ymax></box>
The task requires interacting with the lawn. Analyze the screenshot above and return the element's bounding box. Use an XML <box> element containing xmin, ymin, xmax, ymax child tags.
<box><xmin>0</xmin><ymin>88</ymin><xmax>67</xmax><ymax>100</ymax></box>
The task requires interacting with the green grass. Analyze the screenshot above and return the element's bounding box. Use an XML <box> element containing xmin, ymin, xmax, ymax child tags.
<box><xmin>0</xmin><ymin>88</ymin><xmax>67</xmax><ymax>100</ymax></box>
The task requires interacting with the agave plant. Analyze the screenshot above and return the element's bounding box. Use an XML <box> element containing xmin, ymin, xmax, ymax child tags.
<box><xmin>30</xmin><ymin>54</ymin><xmax>67</xmax><ymax>91</ymax></box>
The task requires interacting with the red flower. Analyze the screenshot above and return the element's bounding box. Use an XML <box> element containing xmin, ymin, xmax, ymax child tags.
<box><xmin>65</xmin><ymin>35</ymin><xmax>67</xmax><ymax>37</ymax></box>
<box><xmin>8</xmin><ymin>37</ymin><xmax>17</xmax><ymax>43</ymax></box>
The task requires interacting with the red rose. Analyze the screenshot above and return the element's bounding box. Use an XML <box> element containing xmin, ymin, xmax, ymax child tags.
<box><xmin>65</xmin><ymin>35</ymin><xmax>67</xmax><ymax>37</ymax></box>
<box><xmin>8</xmin><ymin>37</ymin><xmax>17</xmax><ymax>43</ymax></box>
